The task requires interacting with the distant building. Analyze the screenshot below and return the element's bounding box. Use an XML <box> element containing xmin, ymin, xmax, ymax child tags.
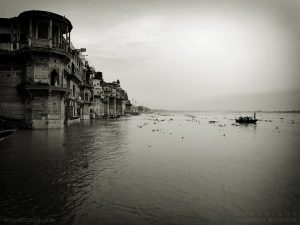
<box><xmin>92</xmin><ymin>72</ymin><xmax>105</xmax><ymax>117</ymax></box>
<box><xmin>92</xmin><ymin>75</ymin><xmax>128</xmax><ymax>118</ymax></box>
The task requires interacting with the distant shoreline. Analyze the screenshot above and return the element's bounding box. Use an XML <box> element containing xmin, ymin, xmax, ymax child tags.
<box><xmin>152</xmin><ymin>110</ymin><xmax>300</xmax><ymax>114</ymax></box>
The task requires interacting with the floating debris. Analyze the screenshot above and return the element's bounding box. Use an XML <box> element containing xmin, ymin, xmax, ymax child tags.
<box><xmin>185</xmin><ymin>114</ymin><xmax>196</xmax><ymax>119</ymax></box>
<box><xmin>209</xmin><ymin>121</ymin><xmax>217</xmax><ymax>124</ymax></box>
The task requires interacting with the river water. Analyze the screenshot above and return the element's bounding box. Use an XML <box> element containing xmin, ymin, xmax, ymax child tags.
<box><xmin>0</xmin><ymin>112</ymin><xmax>299</xmax><ymax>225</ymax></box>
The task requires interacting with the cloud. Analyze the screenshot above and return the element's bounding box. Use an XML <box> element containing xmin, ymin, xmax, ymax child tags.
<box><xmin>73</xmin><ymin>15</ymin><xmax>165</xmax><ymax>60</ymax></box>
<box><xmin>1</xmin><ymin>0</ymin><xmax>299</xmax><ymax>110</ymax></box>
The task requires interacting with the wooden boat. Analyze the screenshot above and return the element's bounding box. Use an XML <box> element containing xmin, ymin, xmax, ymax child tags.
<box><xmin>0</xmin><ymin>129</ymin><xmax>17</xmax><ymax>142</ymax></box>
<box><xmin>235</xmin><ymin>112</ymin><xmax>258</xmax><ymax>124</ymax></box>
<box><xmin>235</xmin><ymin>117</ymin><xmax>257</xmax><ymax>124</ymax></box>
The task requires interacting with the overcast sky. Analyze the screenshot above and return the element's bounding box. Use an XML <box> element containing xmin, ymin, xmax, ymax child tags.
<box><xmin>1</xmin><ymin>0</ymin><xmax>299</xmax><ymax>110</ymax></box>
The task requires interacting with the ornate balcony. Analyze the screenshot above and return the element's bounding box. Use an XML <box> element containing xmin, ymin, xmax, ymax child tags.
<box><xmin>25</xmin><ymin>84</ymin><xmax>71</xmax><ymax>94</ymax></box>
<box><xmin>18</xmin><ymin>39</ymin><xmax>72</xmax><ymax>58</ymax></box>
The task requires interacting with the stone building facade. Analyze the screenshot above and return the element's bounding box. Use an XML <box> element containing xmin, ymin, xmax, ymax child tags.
<box><xmin>0</xmin><ymin>10</ymin><xmax>130</xmax><ymax>129</ymax></box>
<box><xmin>92</xmin><ymin>73</ymin><xmax>128</xmax><ymax>118</ymax></box>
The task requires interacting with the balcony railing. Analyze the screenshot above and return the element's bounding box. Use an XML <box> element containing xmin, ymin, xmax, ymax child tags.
<box><xmin>25</xmin><ymin>84</ymin><xmax>71</xmax><ymax>93</ymax></box>
<box><xmin>19</xmin><ymin>39</ymin><xmax>72</xmax><ymax>55</ymax></box>
<box><xmin>31</xmin><ymin>39</ymin><xmax>50</xmax><ymax>48</ymax></box>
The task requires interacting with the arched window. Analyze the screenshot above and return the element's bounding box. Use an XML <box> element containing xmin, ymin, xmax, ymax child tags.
<box><xmin>50</xmin><ymin>70</ymin><xmax>59</xmax><ymax>86</ymax></box>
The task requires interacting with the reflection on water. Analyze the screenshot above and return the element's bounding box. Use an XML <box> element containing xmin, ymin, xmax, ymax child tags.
<box><xmin>0</xmin><ymin>113</ymin><xmax>299</xmax><ymax>225</ymax></box>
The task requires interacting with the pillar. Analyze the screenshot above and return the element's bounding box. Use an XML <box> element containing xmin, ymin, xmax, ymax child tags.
<box><xmin>17</xmin><ymin>22</ymin><xmax>20</xmax><ymax>49</ymax></box>
<box><xmin>28</xmin><ymin>17</ymin><xmax>32</xmax><ymax>46</ymax></box>
<box><xmin>107</xmin><ymin>100</ymin><xmax>110</xmax><ymax>116</ymax></box>
<box><xmin>121</xmin><ymin>100</ymin><xmax>125</xmax><ymax>115</ymax></box>
<box><xmin>48</xmin><ymin>19</ymin><xmax>52</xmax><ymax>47</ymax></box>
<box><xmin>35</xmin><ymin>22</ymin><xmax>38</xmax><ymax>39</ymax></box>
<box><xmin>113</xmin><ymin>98</ymin><xmax>117</xmax><ymax>116</ymax></box>
<box><xmin>66</xmin><ymin>26</ymin><xmax>69</xmax><ymax>49</ymax></box>
<box><xmin>74</xmin><ymin>101</ymin><xmax>77</xmax><ymax>116</ymax></box>
<box><xmin>58</xmin><ymin>27</ymin><xmax>61</xmax><ymax>46</ymax></box>
<box><xmin>10</xmin><ymin>21</ymin><xmax>13</xmax><ymax>50</ymax></box>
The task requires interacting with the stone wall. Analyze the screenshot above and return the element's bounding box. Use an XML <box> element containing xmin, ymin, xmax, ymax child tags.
<box><xmin>48</xmin><ymin>93</ymin><xmax>64</xmax><ymax>128</ymax></box>
<box><xmin>0</xmin><ymin>70</ymin><xmax>24</xmax><ymax>120</ymax></box>
<box><xmin>81</xmin><ymin>104</ymin><xmax>90</xmax><ymax>120</ymax></box>
<box><xmin>109</xmin><ymin>98</ymin><xmax>115</xmax><ymax>115</ymax></box>
<box><xmin>92</xmin><ymin>97</ymin><xmax>106</xmax><ymax>116</ymax></box>
<box><xmin>28</xmin><ymin>55</ymin><xmax>65</xmax><ymax>85</ymax></box>
<box><xmin>30</xmin><ymin>93</ymin><xmax>65</xmax><ymax>129</ymax></box>
<box><xmin>31</xmin><ymin>95</ymin><xmax>48</xmax><ymax>129</ymax></box>
<box><xmin>116</xmin><ymin>99</ymin><xmax>122</xmax><ymax>115</ymax></box>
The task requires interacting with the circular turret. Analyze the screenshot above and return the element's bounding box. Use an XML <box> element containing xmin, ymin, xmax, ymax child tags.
<box><xmin>18</xmin><ymin>10</ymin><xmax>72</xmax><ymax>33</ymax></box>
<box><xmin>15</xmin><ymin>10</ymin><xmax>73</xmax><ymax>52</ymax></box>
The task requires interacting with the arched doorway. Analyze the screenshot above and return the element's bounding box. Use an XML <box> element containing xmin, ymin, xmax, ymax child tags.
<box><xmin>50</xmin><ymin>70</ymin><xmax>59</xmax><ymax>86</ymax></box>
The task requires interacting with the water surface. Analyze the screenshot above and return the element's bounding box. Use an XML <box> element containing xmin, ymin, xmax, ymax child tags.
<box><xmin>0</xmin><ymin>112</ymin><xmax>299</xmax><ymax>224</ymax></box>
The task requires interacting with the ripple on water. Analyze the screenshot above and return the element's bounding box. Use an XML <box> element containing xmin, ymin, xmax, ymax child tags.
<box><xmin>0</xmin><ymin>114</ymin><xmax>300</xmax><ymax>224</ymax></box>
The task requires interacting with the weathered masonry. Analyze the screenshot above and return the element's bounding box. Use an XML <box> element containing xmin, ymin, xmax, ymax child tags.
<box><xmin>0</xmin><ymin>11</ymin><xmax>74</xmax><ymax>129</ymax></box>
<box><xmin>92</xmin><ymin>73</ymin><xmax>128</xmax><ymax>118</ymax></box>
<box><xmin>0</xmin><ymin>10</ymin><xmax>131</xmax><ymax>129</ymax></box>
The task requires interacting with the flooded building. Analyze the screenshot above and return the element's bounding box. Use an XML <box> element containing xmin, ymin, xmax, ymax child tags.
<box><xmin>92</xmin><ymin>75</ymin><xmax>128</xmax><ymax>118</ymax></box>
<box><xmin>0</xmin><ymin>10</ymin><xmax>131</xmax><ymax>129</ymax></box>
<box><xmin>92</xmin><ymin>72</ymin><xmax>105</xmax><ymax>117</ymax></box>
<box><xmin>80</xmin><ymin>63</ymin><xmax>94</xmax><ymax>120</ymax></box>
<box><xmin>0</xmin><ymin>10</ymin><xmax>74</xmax><ymax>129</ymax></box>
<box><xmin>64</xmin><ymin>48</ymin><xmax>85</xmax><ymax>123</ymax></box>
